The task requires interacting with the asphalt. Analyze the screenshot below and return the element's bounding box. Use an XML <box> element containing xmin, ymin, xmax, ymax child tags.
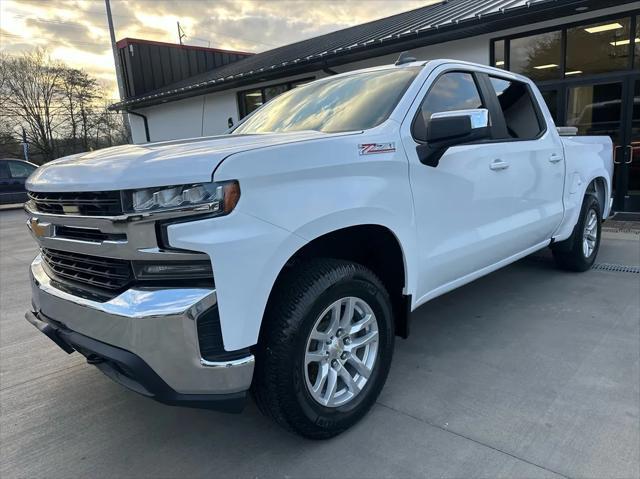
<box><xmin>1</xmin><ymin>208</ymin><xmax>639</xmax><ymax>479</ymax></box>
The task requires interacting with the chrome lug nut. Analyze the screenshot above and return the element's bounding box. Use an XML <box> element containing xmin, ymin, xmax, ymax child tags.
<box><xmin>343</xmin><ymin>337</ymin><xmax>351</xmax><ymax>345</ymax></box>
<box><xmin>340</xmin><ymin>352</ymin><xmax>348</xmax><ymax>360</ymax></box>
<box><xmin>331</xmin><ymin>359</ymin><xmax>339</xmax><ymax>368</ymax></box>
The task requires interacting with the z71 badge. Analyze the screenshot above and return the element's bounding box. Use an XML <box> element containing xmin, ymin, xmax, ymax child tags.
<box><xmin>358</xmin><ymin>142</ymin><xmax>396</xmax><ymax>155</ymax></box>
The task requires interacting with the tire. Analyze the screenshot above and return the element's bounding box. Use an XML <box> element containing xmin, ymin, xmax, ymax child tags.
<box><xmin>552</xmin><ymin>193</ymin><xmax>602</xmax><ymax>272</ymax></box>
<box><xmin>253</xmin><ymin>258</ymin><xmax>394</xmax><ymax>439</ymax></box>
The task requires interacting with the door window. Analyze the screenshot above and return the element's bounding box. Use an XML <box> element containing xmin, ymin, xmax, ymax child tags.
<box><xmin>415</xmin><ymin>72</ymin><xmax>483</xmax><ymax>133</ymax></box>
<box><xmin>8</xmin><ymin>161</ymin><xmax>34</xmax><ymax>178</ymax></box>
<box><xmin>488</xmin><ymin>77</ymin><xmax>543</xmax><ymax>139</ymax></box>
<box><xmin>0</xmin><ymin>162</ymin><xmax>9</xmax><ymax>179</ymax></box>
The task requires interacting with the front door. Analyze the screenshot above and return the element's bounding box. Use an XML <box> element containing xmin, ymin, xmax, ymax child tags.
<box><xmin>401</xmin><ymin>68</ymin><xmax>538</xmax><ymax>302</ymax></box>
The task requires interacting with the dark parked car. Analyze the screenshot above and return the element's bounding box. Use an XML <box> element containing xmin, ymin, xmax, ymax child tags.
<box><xmin>0</xmin><ymin>158</ymin><xmax>38</xmax><ymax>205</ymax></box>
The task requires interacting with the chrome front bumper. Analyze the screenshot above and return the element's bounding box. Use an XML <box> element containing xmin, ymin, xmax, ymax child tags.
<box><xmin>29</xmin><ymin>255</ymin><xmax>254</xmax><ymax>396</ymax></box>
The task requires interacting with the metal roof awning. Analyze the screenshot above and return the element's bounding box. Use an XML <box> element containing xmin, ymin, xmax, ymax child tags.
<box><xmin>109</xmin><ymin>0</ymin><xmax>636</xmax><ymax>111</ymax></box>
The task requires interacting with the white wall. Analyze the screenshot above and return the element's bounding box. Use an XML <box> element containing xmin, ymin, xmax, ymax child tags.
<box><xmin>128</xmin><ymin>2</ymin><xmax>640</xmax><ymax>143</ymax></box>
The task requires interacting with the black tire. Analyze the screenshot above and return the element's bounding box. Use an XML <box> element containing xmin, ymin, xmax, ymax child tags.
<box><xmin>253</xmin><ymin>258</ymin><xmax>394</xmax><ymax>439</ymax></box>
<box><xmin>551</xmin><ymin>193</ymin><xmax>602</xmax><ymax>272</ymax></box>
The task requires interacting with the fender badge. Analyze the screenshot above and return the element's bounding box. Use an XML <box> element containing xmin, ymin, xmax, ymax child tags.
<box><xmin>358</xmin><ymin>142</ymin><xmax>396</xmax><ymax>155</ymax></box>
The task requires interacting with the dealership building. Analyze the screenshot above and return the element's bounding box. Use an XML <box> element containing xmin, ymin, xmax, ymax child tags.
<box><xmin>110</xmin><ymin>0</ymin><xmax>640</xmax><ymax>212</ymax></box>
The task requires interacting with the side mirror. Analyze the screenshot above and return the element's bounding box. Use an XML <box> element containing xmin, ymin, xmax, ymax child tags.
<box><xmin>416</xmin><ymin>108</ymin><xmax>490</xmax><ymax>167</ymax></box>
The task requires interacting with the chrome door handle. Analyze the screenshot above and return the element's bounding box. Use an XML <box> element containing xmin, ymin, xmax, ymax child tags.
<box><xmin>490</xmin><ymin>159</ymin><xmax>509</xmax><ymax>171</ymax></box>
<box><xmin>549</xmin><ymin>154</ymin><xmax>563</xmax><ymax>163</ymax></box>
<box><xmin>626</xmin><ymin>145</ymin><xmax>634</xmax><ymax>165</ymax></box>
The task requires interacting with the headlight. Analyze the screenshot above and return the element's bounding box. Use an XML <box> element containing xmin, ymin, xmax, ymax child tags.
<box><xmin>126</xmin><ymin>180</ymin><xmax>240</xmax><ymax>214</ymax></box>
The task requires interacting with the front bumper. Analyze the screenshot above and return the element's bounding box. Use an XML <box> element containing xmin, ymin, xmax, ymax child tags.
<box><xmin>28</xmin><ymin>255</ymin><xmax>255</xmax><ymax>411</ymax></box>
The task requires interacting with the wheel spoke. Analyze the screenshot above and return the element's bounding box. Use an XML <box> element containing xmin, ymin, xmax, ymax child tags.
<box><xmin>310</xmin><ymin>330</ymin><xmax>329</xmax><ymax>342</ymax></box>
<box><xmin>312</xmin><ymin>361</ymin><xmax>329</xmax><ymax>395</ymax></box>
<box><xmin>327</xmin><ymin>303</ymin><xmax>341</xmax><ymax>336</ymax></box>
<box><xmin>340</xmin><ymin>297</ymin><xmax>356</xmax><ymax>328</ymax></box>
<box><xmin>347</xmin><ymin>330</ymin><xmax>378</xmax><ymax>350</ymax></box>
<box><xmin>348</xmin><ymin>313</ymin><xmax>375</xmax><ymax>335</ymax></box>
<box><xmin>347</xmin><ymin>355</ymin><xmax>372</xmax><ymax>379</ymax></box>
<box><xmin>322</xmin><ymin>367</ymin><xmax>338</xmax><ymax>405</ymax></box>
<box><xmin>305</xmin><ymin>351</ymin><xmax>326</xmax><ymax>364</ymax></box>
<box><xmin>338</xmin><ymin>366</ymin><xmax>361</xmax><ymax>394</ymax></box>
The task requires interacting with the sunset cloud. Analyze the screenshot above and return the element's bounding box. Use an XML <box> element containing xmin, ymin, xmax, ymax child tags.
<box><xmin>1</xmin><ymin>1</ymin><xmax>435</xmax><ymax>100</ymax></box>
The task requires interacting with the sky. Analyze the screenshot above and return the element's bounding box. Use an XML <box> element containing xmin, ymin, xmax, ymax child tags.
<box><xmin>0</xmin><ymin>0</ymin><xmax>437</xmax><ymax>101</ymax></box>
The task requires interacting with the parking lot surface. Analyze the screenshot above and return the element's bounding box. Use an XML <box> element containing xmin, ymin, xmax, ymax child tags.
<box><xmin>1</xmin><ymin>208</ymin><xmax>639</xmax><ymax>479</ymax></box>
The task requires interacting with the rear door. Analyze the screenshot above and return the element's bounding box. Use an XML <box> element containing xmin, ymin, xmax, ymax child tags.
<box><xmin>400</xmin><ymin>67</ymin><xmax>530</xmax><ymax>301</ymax></box>
<box><xmin>480</xmin><ymin>74</ymin><xmax>565</xmax><ymax>246</ymax></box>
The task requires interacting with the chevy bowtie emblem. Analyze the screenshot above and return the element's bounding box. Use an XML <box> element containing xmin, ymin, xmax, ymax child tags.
<box><xmin>29</xmin><ymin>218</ymin><xmax>52</xmax><ymax>239</ymax></box>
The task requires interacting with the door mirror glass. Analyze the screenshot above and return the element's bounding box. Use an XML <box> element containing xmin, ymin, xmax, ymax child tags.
<box><xmin>417</xmin><ymin>108</ymin><xmax>490</xmax><ymax>167</ymax></box>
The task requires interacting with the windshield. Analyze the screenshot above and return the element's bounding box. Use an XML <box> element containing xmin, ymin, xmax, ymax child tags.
<box><xmin>232</xmin><ymin>67</ymin><xmax>421</xmax><ymax>135</ymax></box>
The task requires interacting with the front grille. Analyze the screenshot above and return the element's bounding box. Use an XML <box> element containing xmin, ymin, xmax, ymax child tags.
<box><xmin>28</xmin><ymin>191</ymin><xmax>123</xmax><ymax>216</ymax></box>
<box><xmin>41</xmin><ymin>248</ymin><xmax>133</xmax><ymax>291</ymax></box>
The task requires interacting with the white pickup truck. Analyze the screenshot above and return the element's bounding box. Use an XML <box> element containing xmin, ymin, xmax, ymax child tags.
<box><xmin>25</xmin><ymin>58</ymin><xmax>613</xmax><ymax>439</ymax></box>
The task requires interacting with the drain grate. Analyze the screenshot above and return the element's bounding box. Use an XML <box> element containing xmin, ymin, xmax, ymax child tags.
<box><xmin>592</xmin><ymin>263</ymin><xmax>640</xmax><ymax>274</ymax></box>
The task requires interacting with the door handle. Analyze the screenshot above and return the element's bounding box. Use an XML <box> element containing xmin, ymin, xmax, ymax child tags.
<box><xmin>549</xmin><ymin>154</ymin><xmax>563</xmax><ymax>163</ymax></box>
<box><xmin>626</xmin><ymin>145</ymin><xmax>634</xmax><ymax>165</ymax></box>
<box><xmin>490</xmin><ymin>159</ymin><xmax>509</xmax><ymax>171</ymax></box>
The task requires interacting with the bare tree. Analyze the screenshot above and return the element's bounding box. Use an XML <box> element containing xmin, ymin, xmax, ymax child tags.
<box><xmin>0</xmin><ymin>49</ymin><xmax>128</xmax><ymax>164</ymax></box>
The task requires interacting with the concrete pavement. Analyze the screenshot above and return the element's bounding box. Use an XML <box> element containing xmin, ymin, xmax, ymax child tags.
<box><xmin>1</xmin><ymin>208</ymin><xmax>638</xmax><ymax>478</ymax></box>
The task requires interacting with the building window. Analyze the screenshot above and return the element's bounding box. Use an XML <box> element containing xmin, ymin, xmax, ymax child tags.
<box><xmin>567</xmin><ymin>18</ymin><xmax>632</xmax><ymax>77</ymax></box>
<box><xmin>509</xmin><ymin>30</ymin><xmax>562</xmax><ymax>81</ymax></box>
<box><xmin>540</xmin><ymin>90</ymin><xmax>559</xmax><ymax>123</ymax></box>
<box><xmin>238</xmin><ymin>78</ymin><xmax>314</xmax><ymax>118</ymax></box>
<box><xmin>566</xmin><ymin>83</ymin><xmax>623</xmax><ymax>140</ymax></box>
<box><xmin>489</xmin><ymin>77</ymin><xmax>543</xmax><ymax>140</ymax></box>
<box><xmin>493</xmin><ymin>40</ymin><xmax>506</xmax><ymax>69</ymax></box>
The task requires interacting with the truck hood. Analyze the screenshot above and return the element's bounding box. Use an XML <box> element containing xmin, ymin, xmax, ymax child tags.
<box><xmin>27</xmin><ymin>130</ymin><xmax>355</xmax><ymax>192</ymax></box>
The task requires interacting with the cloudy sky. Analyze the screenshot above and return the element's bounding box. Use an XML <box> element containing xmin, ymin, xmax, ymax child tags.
<box><xmin>0</xmin><ymin>0</ymin><xmax>436</xmax><ymax>100</ymax></box>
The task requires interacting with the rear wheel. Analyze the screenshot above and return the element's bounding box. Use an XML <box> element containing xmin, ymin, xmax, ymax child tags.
<box><xmin>552</xmin><ymin>194</ymin><xmax>601</xmax><ymax>272</ymax></box>
<box><xmin>253</xmin><ymin>258</ymin><xmax>394</xmax><ymax>439</ymax></box>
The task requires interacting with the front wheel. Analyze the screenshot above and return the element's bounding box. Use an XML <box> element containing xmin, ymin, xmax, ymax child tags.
<box><xmin>552</xmin><ymin>193</ymin><xmax>602</xmax><ymax>272</ymax></box>
<box><xmin>253</xmin><ymin>259</ymin><xmax>394</xmax><ymax>439</ymax></box>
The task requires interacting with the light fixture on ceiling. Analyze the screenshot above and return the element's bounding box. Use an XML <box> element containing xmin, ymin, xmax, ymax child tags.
<box><xmin>495</xmin><ymin>60</ymin><xmax>505</xmax><ymax>66</ymax></box>
<box><xmin>610</xmin><ymin>38</ymin><xmax>640</xmax><ymax>46</ymax></box>
<box><xmin>533</xmin><ymin>64</ymin><xmax>559</xmax><ymax>70</ymax></box>
<box><xmin>585</xmin><ymin>23</ymin><xmax>623</xmax><ymax>34</ymax></box>
<box><xmin>565</xmin><ymin>70</ymin><xmax>583</xmax><ymax>76</ymax></box>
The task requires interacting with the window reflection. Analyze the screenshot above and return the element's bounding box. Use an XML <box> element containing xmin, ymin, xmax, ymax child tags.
<box><xmin>493</xmin><ymin>40</ymin><xmax>505</xmax><ymax>69</ymax></box>
<box><xmin>566</xmin><ymin>83</ymin><xmax>622</xmax><ymax>143</ymax></box>
<box><xmin>567</xmin><ymin>18</ymin><xmax>631</xmax><ymax>76</ymax></box>
<box><xmin>233</xmin><ymin>68</ymin><xmax>420</xmax><ymax>134</ymax></box>
<box><xmin>510</xmin><ymin>31</ymin><xmax>561</xmax><ymax>81</ymax></box>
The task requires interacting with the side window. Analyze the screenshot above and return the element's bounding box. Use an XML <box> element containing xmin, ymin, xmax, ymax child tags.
<box><xmin>8</xmin><ymin>161</ymin><xmax>34</xmax><ymax>179</ymax></box>
<box><xmin>489</xmin><ymin>77</ymin><xmax>543</xmax><ymax>140</ymax></box>
<box><xmin>414</xmin><ymin>72</ymin><xmax>484</xmax><ymax>140</ymax></box>
<box><xmin>0</xmin><ymin>162</ymin><xmax>9</xmax><ymax>179</ymax></box>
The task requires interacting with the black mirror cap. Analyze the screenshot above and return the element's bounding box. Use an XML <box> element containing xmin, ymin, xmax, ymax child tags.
<box><xmin>426</xmin><ymin>115</ymin><xmax>472</xmax><ymax>143</ymax></box>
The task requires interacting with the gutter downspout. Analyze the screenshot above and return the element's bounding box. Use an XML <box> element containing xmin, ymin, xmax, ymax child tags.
<box><xmin>126</xmin><ymin>110</ymin><xmax>150</xmax><ymax>142</ymax></box>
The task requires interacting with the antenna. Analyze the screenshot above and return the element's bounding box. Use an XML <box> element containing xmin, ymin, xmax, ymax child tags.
<box><xmin>177</xmin><ymin>21</ymin><xmax>186</xmax><ymax>45</ymax></box>
<box><xmin>395</xmin><ymin>51</ymin><xmax>417</xmax><ymax>66</ymax></box>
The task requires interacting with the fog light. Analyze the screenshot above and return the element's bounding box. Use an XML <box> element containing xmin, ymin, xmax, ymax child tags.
<box><xmin>132</xmin><ymin>261</ymin><xmax>213</xmax><ymax>280</ymax></box>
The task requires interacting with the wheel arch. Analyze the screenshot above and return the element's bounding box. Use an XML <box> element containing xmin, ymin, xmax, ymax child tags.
<box><xmin>263</xmin><ymin>224</ymin><xmax>413</xmax><ymax>340</ymax></box>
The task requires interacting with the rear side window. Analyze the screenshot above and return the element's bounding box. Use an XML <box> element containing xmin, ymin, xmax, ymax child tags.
<box><xmin>0</xmin><ymin>162</ymin><xmax>9</xmax><ymax>179</ymax></box>
<box><xmin>489</xmin><ymin>77</ymin><xmax>543</xmax><ymax>140</ymax></box>
<box><xmin>8</xmin><ymin>161</ymin><xmax>34</xmax><ymax>178</ymax></box>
